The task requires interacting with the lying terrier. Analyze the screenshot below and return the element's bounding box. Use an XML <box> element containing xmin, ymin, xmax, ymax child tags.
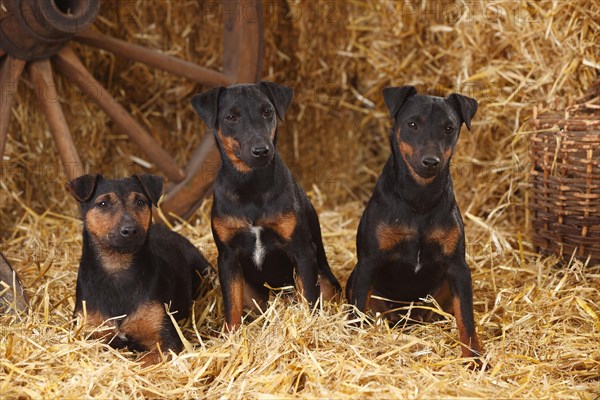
<box><xmin>68</xmin><ymin>173</ymin><xmax>211</xmax><ymax>364</ymax></box>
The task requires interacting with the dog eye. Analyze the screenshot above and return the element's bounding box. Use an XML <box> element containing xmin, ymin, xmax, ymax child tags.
<box><xmin>444</xmin><ymin>126</ymin><xmax>454</xmax><ymax>134</ymax></box>
<box><xmin>262</xmin><ymin>108</ymin><xmax>273</xmax><ymax>118</ymax></box>
<box><xmin>407</xmin><ymin>122</ymin><xmax>418</xmax><ymax>130</ymax></box>
<box><xmin>225</xmin><ymin>114</ymin><xmax>238</xmax><ymax>123</ymax></box>
<box><xmin>136</xmin><ymin>199</ymin><xmax>146</xmax><ymax>207</ymax></box>
<box><xmin>97</xmin><ymin>201</ymin><xmax>109</xmax><ymax>209</ymax></box>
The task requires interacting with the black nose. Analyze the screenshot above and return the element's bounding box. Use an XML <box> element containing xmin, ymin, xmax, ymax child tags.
<box><xmin>120</xmin><ymin>225</ymin><xmax>138</xmax><ymax>238</ymax></box>
<box><xmin>251</xmin><ymin>146</ymin><xmax>270</xmax><ymax>158</ymax></box>
<box><xmin>421</xmin><ymin>156</ymin><xmax>440</xmax><ymax>168</ymax></box>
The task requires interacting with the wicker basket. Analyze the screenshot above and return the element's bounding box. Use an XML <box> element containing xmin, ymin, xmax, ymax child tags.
<box><xmin>529</xmin><ymin>82</ymin><xmax>600</xmax><ymax>264</ymax></box>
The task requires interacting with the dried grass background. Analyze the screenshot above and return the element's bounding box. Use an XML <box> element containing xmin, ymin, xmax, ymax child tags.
<box><xmin>1</xmin><ymin>0</ymin><xmax>599</xmax><ymax>398</ymax></box>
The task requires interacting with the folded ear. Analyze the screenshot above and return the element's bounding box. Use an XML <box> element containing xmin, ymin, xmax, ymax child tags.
<box><xmin>133</xmin><ymin>174</ymin><xmax>164</xmax><ymax>206</ymax></box>
<box><xmin>447</xmin><ymin>93</ymin><xmax>478</xmax><ymax>131</ymax></box>
<box><xmin>382</xmin><ymin>86</ymin><xmax>417</xmax><ymax>118</ymax></box>
<box><xmin>259</xmin><ymin>81</ymin><xmax>294</xmax><ymax>121</ymax></box>
<box><xmin>191</xmin><ymin>86</ymin><xmax>224</xmax><ymax>129</ymax></box>
<box><xmin>66</xmin><ymin>174</ymin><xmax>101</xmax><ymax>203</ymax></box>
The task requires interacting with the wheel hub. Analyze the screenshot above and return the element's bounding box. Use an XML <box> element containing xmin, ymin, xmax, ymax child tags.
<box><xmin>0</xmin><ymin>0</ymin><xmax>99</xmax><ymax>60</ymax></box>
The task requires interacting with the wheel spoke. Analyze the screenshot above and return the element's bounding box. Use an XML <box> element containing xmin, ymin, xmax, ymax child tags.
<box><xmin>53</xmin><ymin>47</ymin><xmax>185</xmax><ymax>182</ymax></box>
<box><xmin>0</xmin><ymin>56</ymin><xmax>26</xmax><ymax>162</ymax></box>
<box><xmin>223</xmin><ymin>0</ymin><xmax>263</xmax><ymax>82</ymax></box>
<box><xmin>74</xmin><ymin>27</ymin><xmax>233</xmax><ymax>85</ymax></box>
<box><xmin>29</xmin><ymin>59</ymin><xmax>84</xmax><ymax>180</ymax></box>
<box><xmin>159</xmin><ymin>134</ymin><xmax>221</xmax><ymax>220</ymax></box>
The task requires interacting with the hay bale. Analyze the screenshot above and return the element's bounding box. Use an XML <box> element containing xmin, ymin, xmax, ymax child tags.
<box><xmin>1</xmin><ymin>0</ymin><xmax>599</xmax><ymax>398</ymax></box>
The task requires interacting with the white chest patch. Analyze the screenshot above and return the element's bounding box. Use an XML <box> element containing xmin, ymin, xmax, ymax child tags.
<box><xmin>414</xmin><ymin>249</ymin><xmax>423</xmax><ymax>274</ymax></box>
<box><xmin>250</xmin><ymin>226</ymin><xmax>266</xmax><ymax>269</ymax></box>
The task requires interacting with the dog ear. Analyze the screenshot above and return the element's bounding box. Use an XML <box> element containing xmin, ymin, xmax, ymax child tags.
<box><xmin>383</xmin><ymin>86</ymin><xmax>417</xmax><ymax>119</ymax></box>
<box><xmin>133</xmin><ymin>174</ymin><xmax>164</xmax><ymax>206</ymax></box>
<box><xmin>447</xmin><ymin>93</ymin><xmax>478</xmax><ymax>131</ymax></box>
<box><xmin>66</xmin><ymin>174</ymin><xmax>101</xmax><ymax>203</ymax></box>
<box><xmin>191</xmin><ymin>86</ymin><xmax>224</xmax><ymax>129</ymax></box>
<box><xmin>259</xmin><ymin>81</ymin><xmax>294</xmax><ymax>121</ymax></box>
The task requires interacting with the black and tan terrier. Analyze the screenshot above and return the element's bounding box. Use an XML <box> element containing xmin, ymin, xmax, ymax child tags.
<box><xmin>191</xmin><ymin>82</ymin><xmax>341</xmax><ymax>331</ymax></box>
<box><xmin>67</xmin><ymin>173</ymin><xmax>211</xmax><ymax>365</ymax></box>
<box><xmin>346</xmin><ymin>86</ymin><xmax>485</xmax><ymax>366</ymax></box>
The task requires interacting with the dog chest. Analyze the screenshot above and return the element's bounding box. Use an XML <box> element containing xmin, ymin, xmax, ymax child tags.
<box><xmin>376</xmin><ymin>219</ymin><xmax>461</xmax><ymax>275</ymax></box>
<box><xmin>249</xmin><ymin>226</ymin><xmax>266</xmax><ymax>268</ymax></box>
<box><xmin>213</xmin><ymin>212</ymin><xmax>298</xmax><ymax>269</ymax></box>
<box><xmin>239</xmin><ymin>224</ymin><xmax>292</xmax><ymax>270</ymax></box>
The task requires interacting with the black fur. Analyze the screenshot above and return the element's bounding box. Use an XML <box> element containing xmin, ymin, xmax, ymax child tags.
<box><xmin>68</xmin><ymin>174</ymin><xmax>211</xmax><ymax>358</ymax></box>
<box><xmin>191</xmin><ymin>82</ymin><xmax>341</xmax><ymax>330</ymax></box>
<box><xmin>346</xmin><ymin>86</ymin><xmax>484</xmax><ymax>365</ymax></box>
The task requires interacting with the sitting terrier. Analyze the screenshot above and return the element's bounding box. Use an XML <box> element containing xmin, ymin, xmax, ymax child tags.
<box><xmin>191</xmin><ymin>81</ymin><xmax>342</xmax><ymax>331</ymax></box>
<box><xmin>346</xmin><ymin>86</ymin><xmax>485</xmax><ymax>367</ymax></box>
<box><xmin>67</xmin><ymin>173</ymin><xmax>211</xmax><ymax>365</ymax></box>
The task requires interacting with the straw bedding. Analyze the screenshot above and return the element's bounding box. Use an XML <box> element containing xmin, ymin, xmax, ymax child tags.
<box><xmin>1</xmin><ymin>0</ymin><xmax>599</xmax><ymax>398</ymax></box>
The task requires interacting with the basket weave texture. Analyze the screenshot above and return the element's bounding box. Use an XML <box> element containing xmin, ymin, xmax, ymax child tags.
<box><xmin>529</xmin><ymin>81</ymin><xmax>600</xmax><ymax>264</ymax></box>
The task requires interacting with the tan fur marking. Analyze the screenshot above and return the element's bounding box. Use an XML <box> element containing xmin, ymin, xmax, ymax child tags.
<box><xmin>243</xmin><ymin>281</ymin><xmax>267</xmax><ymax>311</ymax></box>
<box><xmin>138</xmin><ymin>348</ymin><xmax>163</xmax><ymax>366</ymax></box>
<box><xmin>365</xmin><ymin>289</ymin><xmax>402</xmax><ymax>322</ymax></box>
<box><xmin>452</xmin><ymin>296</ymin><xmax>482</xmax><ymax>357</ymax></box>
<box><xmin>397</xmin><ymin>128</ymin><xmax>412</xmax><ymax>156</ymax></box>
<box><xmin>368</xmin><ymin>295</ymin><xmax>391</xmax><ymax>316</ymax></box>
<box><xmin>212</xmin><ymin>216</ymin><xmax>250</xmax><ymax>244</ymax></box>
<box><xmin>431</xmin><ymin>279</ymin><xmax>453</xmax><ymax>314</ymax></box>
<box><xmin>77</xmin><ymin>309</ymin><xmax>118</xmax><ymax>341</ymax></box>
<box><xmin>398</xmin><ymin>138</ymin><xmax>436</xmax><ymax>185</ymax></box>
<box><xmin>98</xmin><ymin>251</ymin><xmax>133</xmax><ymax>273</ymax></box>
<box><xmin>443</xmin><ymin>147</ymin><xmax>453</xmax><ymax>163</ymax></box>
<box><xmin>258</xmin><ymin>212</ymin><xmax>297</xmax><ymax>241</ymax></box>
<box><xmin>85</xmin><ymin>193</ymin><xmax>121</xmax><ymax>240</ymax></box>
<box><xmin>226</xmin><ymin>275</ymin><xmax>244</xmax><ymax>332</ymax></box>
<box><xmin>427</xmin><ymin>225</ymin><xmax>461</xmax><ymax>256</ymax></box>
<box><xmin>318</xmin><ymin>274</ymin><xmax>338</xmax><ymax>301</ymax></box>
<box><xmin>127</xmin><ymin>192</ymin><xmax>152</xmax><ymax>232</ymax></box>
<box><xmin>218</xmin><ymin>129</ymin><xmax>252</xmax><ymax>173</ymax></box>
<box><xmin>85</xmin><ymin>194</ymin><xmax>134</xmax><ymax>273</ymax></box>
<box><xmin>120</xmin><ymin>302</ymin><xmax>165</xmax><ymax>350</ymax></box>
<box><xmin>363</xmin><ymin>288</ymin><xmax>372</xmax><ymax>309</ymax></box>
<box><xmin>294</xmin><ymin>273</ymin><xmax>305</xmax><ymax>298</ymax></box>
<box><xmin>86</xmin><ymin>192</ymin><xmax>150</xmax><ymax>273</ymax></box>
<box><xmin>376</xmin><ymin>223</ymin><xmax>416</xmax><ymax>251</ymax></box>
<box><xmin>412</xmin><ymin>279</ymin><xmax>454</xmax><ymax>322</ymax></box>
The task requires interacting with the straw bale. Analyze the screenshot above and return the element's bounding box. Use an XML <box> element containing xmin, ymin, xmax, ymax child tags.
<box><xmin>1</xmin><ymin>0</ymin><xmax>599</xmax><ymax>398</ymax></box>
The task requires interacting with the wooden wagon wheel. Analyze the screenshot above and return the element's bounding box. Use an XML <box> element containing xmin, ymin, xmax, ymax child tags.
<box><xmin>0</xmin><ymin>0</ymin><xmax>263</xmax><ymax>220</ymax></box>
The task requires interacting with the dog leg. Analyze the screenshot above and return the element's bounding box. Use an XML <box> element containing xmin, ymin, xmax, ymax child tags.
<box><xmin>285</xmin><ymin>236</ymin><xmax>319</xmax><ymax>306</ymax></box>
<box><xmin>120</xmin><ymin>302</ymin><xmax>180</xmax><ymax>364</ymax></box>
<box><xmin>305</xmin><ymin>201</ymin><xmax>342</xmax><ymax>298</ymax></box>
<box><xmin>218</xmin><ymin>251</ymin><xmax>244</xmax><ymax>332</ymax></box>
<box><xmin>347</xmin><ymin>258</ymin><xmax>379</xmax><ymax>313</ymax></box>
<box><xmin>448</xmin><ymin>262</ymin><xmax>484</xmax><ymax>363</ymax></box>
